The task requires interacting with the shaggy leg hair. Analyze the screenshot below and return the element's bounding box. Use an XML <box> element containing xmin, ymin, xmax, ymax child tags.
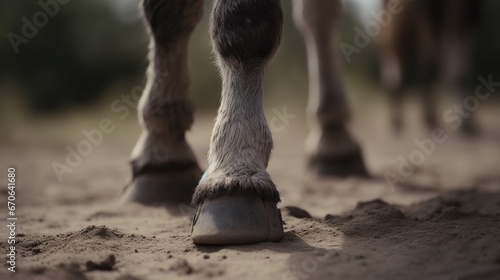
<box><xmin>124</xmin><ymin>0</ymin><xmax>204</xmax><ymax>206</ymax></box>
<box><xmin>192</xmin><ymin>0</ymin><xmax>283</xmax><ymax>206</ymax></box>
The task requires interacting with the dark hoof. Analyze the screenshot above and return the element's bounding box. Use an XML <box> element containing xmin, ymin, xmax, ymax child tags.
<box><xmin>308</xmin><ymin>149</ymin><xmax>369</xmax><ymax>178</ymax></box>
<box><xmin>391</xmin><ymin>119</ymin><xmax>403</xmax><ymax>135</ymax></box>
<box><xmin>191</xmin><ymin>191</ymin><xmax>284</xmax><ymax>245</ymax></box>
<box><xmin>460</xmin><ymin>121</ymin><xmax>480</xmax><ymax>137</ymax></box>
<box><xmin>424</xmin><ymin>115</ymin><xmax>439</xmax><ymax>132</ymax></box>
<box><xmin>121</xmin><ymin>166</ymin><xmax>203</xmax><ymax>209</ymax></box>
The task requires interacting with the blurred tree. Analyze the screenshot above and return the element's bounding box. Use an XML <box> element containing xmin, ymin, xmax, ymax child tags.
<box><xmin>0</xmin><ymin>0</ymin><xmax>498</xmax><ymax>115</ymax></box>
<box><xmin>0</xmin><ymin>0</ymin><xmax>146</xmax><ymax>113</ymax></box>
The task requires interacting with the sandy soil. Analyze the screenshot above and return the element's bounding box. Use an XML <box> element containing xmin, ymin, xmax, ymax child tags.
<box><xmin>1</xmin><ymin>104</ymin><xmax>499</xmax><ymax>280</ymax></box>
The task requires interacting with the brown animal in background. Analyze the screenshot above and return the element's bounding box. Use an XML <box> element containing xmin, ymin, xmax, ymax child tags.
<box><xmin>379</xmin><ymin>0</ymin><xmax>482</xmax><ymax>134</ymax></box>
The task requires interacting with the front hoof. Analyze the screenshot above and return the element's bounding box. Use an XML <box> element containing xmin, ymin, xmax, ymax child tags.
<box><xmin>191</xmin><ymin>191</ymin><xmax>284</xmax><ymax>245</ymax></box>
<box><xmin>308</xmin><ymin>149</ymin><xmax>369</xmax><ymax>178</ymax></box>
<box><xmin>121</xmin><ymin>166</ymin><xmax>203</xmax><ymax>209</ymax></box>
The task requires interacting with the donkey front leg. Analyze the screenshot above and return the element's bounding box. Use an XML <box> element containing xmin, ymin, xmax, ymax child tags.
<box><xmin>293</xmin><ymin>0</ymin><xmax>368</xmax><ymax>177</ymax></box>
<box><xmin>191</xmin><ymin>0</ymin><xmax>284</xmax><ymax>245</ymax></box>
<box><xmin>123</xmin><ymin>0</ymin><xmax>204</xmax><ymax>209</ymax></box>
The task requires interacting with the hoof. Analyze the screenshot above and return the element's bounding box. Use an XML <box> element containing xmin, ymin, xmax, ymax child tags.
<box><xmin>191</xmin><ymin>191</ymin><xmax>284</xmax><ymax>245</ymax></box>
<box><xmin>391</xmin><ymin>119</ymin><xmax>403</xmax><ymax>135</ymax></box>
<box><xmin>308</xmin><ymin>149</ymin><xmax>369</xmax><ymax>178</ymax></box>
<box><xmin>460</xmin><ymin>121</ymin><xmax>480</xmax><ymax>137</ymax></box>
<box><xmin>424</xmin><ymin>114</ymin><xmax>439</xmax><ymax>131</ymax></box>
<box><xmin>121</xmin><ymin>166</ymin><xmax>203</xmax><ymax>209</ymax></box>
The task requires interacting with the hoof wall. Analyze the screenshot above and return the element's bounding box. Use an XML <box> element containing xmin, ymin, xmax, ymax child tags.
<box><xmin>191</xmin><ymin>192</ymin><xmax>284</xmax><ymax>245</ymax></box>
<box><xmin>121</xmin><ymin>167</ymin><xmax>202</xmax><ymax>209</ymax></box>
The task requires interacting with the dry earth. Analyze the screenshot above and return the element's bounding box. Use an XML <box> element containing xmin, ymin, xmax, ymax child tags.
<box><xmin>0</xmin><ymin>102</ymin><xmax>499</xmax><ymax>280</ymax></box>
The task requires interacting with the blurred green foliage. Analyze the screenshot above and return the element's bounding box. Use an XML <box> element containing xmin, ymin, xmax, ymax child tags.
<box><xmin>0</xmin><ymin>0</ymin><xmax>147</xmax><ymax>112</ymax></box>
<box><xmin>0</xmin><ymin>0</ymin><xmax>499</xmax><ymax>114</ymax></box>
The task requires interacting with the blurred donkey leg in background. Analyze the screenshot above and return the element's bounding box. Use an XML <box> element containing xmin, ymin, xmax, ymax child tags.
<box><xmin>378</xmin><ymin>0</ymin><xmax>482</xmax><ymax>135</ymax></box>
<box><xmin>293</xmin><ymin>0</ymin><xmax>369</xmax><ymax>177</ymax></box>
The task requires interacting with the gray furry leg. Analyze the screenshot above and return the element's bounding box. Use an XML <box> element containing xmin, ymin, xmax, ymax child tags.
<box><xmin>191</xmin><ymin>0</ymin><xmax>284</xmax><ymax>244</ymax></box>
<box><xmin>122</xmin><ymin>0</ymin><xmax>204</xmax><ymax>209</ymax></box>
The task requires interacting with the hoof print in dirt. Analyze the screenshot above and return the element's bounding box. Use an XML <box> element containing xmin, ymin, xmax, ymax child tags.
<box><xmin>86</xmin><ymin>254</ymin><xmax>116</xmax><ymax>271</ymax></box>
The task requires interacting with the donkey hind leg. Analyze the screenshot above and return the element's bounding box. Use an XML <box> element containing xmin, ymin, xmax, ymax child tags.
<box><xmin>122</xmin><ymin>0</ymin><xmax>204</xmax><ymax>210</ymax></box>
<box><xmin>420</xmin><ymin>56</ymin><xmax>440</xmax><ymax>131</ymax></box>
<box><xmin>293</xmin><ymin>0</ymin><xmax>368</xmax><ymax>177</ymax></box>
<box><xmin>442</xmin><ymin>35</ymin><xmax>478</xmax><ymax>136</ymax></box>
<box><xmin>381</xmin><ymin>53</ymin><xmax>405</xmax><ymax>134</ymax></box>
<box><xmin>190</xmin><ymin>0</ymin><xmax>284</xmax><ymax>245</ymax></box>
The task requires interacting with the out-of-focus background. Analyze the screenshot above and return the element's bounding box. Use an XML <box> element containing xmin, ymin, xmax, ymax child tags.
<box><xmin>1</xmin><ymin>0</ymin><xmax>500</xmax><ymax>144</ymax></box>
<box><xmin>1</xmin><ymin>1</ymin><xmax>500</xmax><ymax>279</ymax></box>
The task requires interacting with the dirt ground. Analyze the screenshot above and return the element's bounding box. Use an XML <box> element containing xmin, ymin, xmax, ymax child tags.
<box><xmin>1</xmin><ymin>101</ymin><xmax>499</xmax><ymax>280</ymax></box>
